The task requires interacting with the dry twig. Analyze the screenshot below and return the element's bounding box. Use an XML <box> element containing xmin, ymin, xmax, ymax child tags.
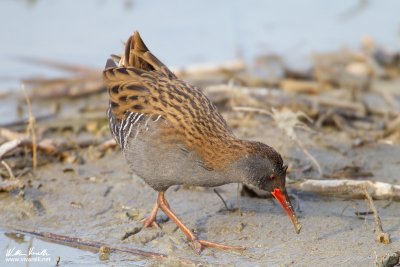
<box><xmin>0</xmin><ymin>136</ymin><xmax>112</xmax><ymax>158</ymax></box>
<box><xmin>364</xmin><ymin>188</ymin><xmax>391</xmax><ymax>244</ymax></box>
<box><xmin>23</xmin><ymin>87</ymin><xmax>37</xmax><ymax>169</ymax></box>
<box><xmin>0</xmin><ymin>138</ymin><xmax>53</xmax><ymax>159</ymax></box>
<box><xmin>0</xmin><ymin>128</ymin><xmax>26</xmax><ymax>141</ymax></box>
<box><xmin>288</xmin><ymin>179</ymin><xmax>400</xmax><ymax>201</ymax></box>
<box><xmin>1</xmin><ymin>160</ymin><xmax>15</xmax><ymax>179</ymax></box>
<box><xmin>98</xmin><ymin>138</ymin><xmax>117</xmax><ymax>152</ymax></box>
<box><xmin>0</xmin><ymin>139</ymin><xmax>29</xmax><ymax>159</ymax></box>
<box><xmin>13</xmin><ymin>229</ymin><xmax>203</xmax><ymax>265</ymax></box>
<box><xmin>280</xmin><ymin>79</ymin><xmax>322</xmax><ymax>94</ymax></box>
<box><xmin>0</xmin><ymin>179</ymin><xmax>23</xmax><ymax>192</ymax></box>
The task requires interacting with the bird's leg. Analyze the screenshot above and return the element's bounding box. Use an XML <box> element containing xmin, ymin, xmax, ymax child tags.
<box><xmin>157</xmin><ymin>192</ymin><xmax>245</xmax><ymax>254</ymax></box>
<box><xmin>142</xmin><ymin>202</ymin><xmax>159</xmax><ymax>228</ymax></box>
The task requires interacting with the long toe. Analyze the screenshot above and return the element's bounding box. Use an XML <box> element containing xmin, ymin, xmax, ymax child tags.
<box><xmin>145</xmin><ymin>221</ymin><xmax>159</xmax><ymax>229</ymax></box>
<box><xmin>141</xmin><ymin>218</ymin><xmax>160</xmax><ymax>229</ymax></box>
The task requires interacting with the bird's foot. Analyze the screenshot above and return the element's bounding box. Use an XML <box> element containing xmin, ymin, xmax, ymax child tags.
<box><xmin>156</xmin><ymin>192</ymin><xmax>245</xmax><ymax>254</ymax></box>
<box><xmin>141</xmin><ymin>217</ymin><xmax>159</xmax><ymax>229</ymax></box>
<box><xmin>190</xmin><ymin>239</ymin><xmax>245</xmax><ymax>254</ymax></box>
<box><xmin>141</xmin><ymin>202</ymin><xmax>160</xmax><ymax>229</ymax></box>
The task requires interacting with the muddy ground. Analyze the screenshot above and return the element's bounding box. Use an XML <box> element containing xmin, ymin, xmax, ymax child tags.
<box><xmin>1</xmin><ymin>42</ymin><xmax>400</xmax><ymax>266</ymax></box>
<box><xmin>1</xmin><ymin>108</ymin><xmax>400</xmax><ymax>266</ymax></box>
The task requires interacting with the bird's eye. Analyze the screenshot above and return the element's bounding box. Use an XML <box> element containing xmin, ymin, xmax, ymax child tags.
<box><xmin>269</xmin><ymin>174</ymin><xmax>276</xmax><ymax>180</ymax></box>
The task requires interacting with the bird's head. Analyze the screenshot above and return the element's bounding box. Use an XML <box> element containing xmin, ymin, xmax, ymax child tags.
<box><xmin>240</xmin><ymin>142</ymin><xmax>301</xmax><ymax>234</ymax></box>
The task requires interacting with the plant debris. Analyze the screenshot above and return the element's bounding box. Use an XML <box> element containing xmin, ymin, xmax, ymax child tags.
<box><xmin>364</xmin><ymin>188</ymin><xmax>391</xmax><ymax>244</ymax></box>
<box><xmin>0</xmin><ymin>37</ymin><xmax>399</xmax><ymax>266</ymax></box>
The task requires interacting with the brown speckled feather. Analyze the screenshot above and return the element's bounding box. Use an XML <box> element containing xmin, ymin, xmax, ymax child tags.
<box><xmin>103</xmin><ymin>32</ymin><xmax>278</xmax><ymax>171</ymax></box>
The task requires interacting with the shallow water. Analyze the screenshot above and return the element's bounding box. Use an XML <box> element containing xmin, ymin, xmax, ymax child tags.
<box><xmin>0</xmin><ymin>0</ymin><xmax>400</xmax><ymax>91</ymax></box>
<box><xmin>0</xmin><ymin>230</ymin><xmax>105</xmax><ymax>267</ymax></box>
<box><xmin>0</xmin><ymin>229</ymin><xmax>150</xmax><ymax>267</ymax></box>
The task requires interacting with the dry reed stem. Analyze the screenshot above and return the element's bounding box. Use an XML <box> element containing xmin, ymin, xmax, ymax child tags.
<box><xmin>0</xmin><ymin>128</ymin><xmax>26</xmax><ymax>141</ymax></box>
<box><xmin>1</xmin><ymin>160</ymin><xmax>15</xmax><ymax>179</ymax></box>
<box><xmin>289</xmin><ymin>179</ymin><xmax>400</xmax><ymax>201</ymax></box>
<box><xmin>364</xmin><ymin>188</ymin><xmax>391</xmax><ymax>244</ymax></box>
<box><xmin>12</xmin><ymin>229</ymin><xmax>204</xmax><ymax>265</ymax></box>
<box><xmin>0</xmin><ymin>179</ymin><xmax>23</xmax><ymax>192</ymax></box>
<box><xmin>0</xmin><ymin>139</ymin><xmax>28</xmax><ymax>159</ymax></box>
<box><xmin>23</xmin><ymin>87</ymin><xmax>37</xmax><ymax>170</ymax></box>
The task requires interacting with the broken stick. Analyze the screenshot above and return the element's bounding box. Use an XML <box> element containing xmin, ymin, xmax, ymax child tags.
<box><xmin>364</xmin><ymin>188</ymin><xmax>391</xmax><ymax>244</ymax></box>
<box><xmin>288</xmin><ymin>179</ymin><xmax>400</xmax><ymax>201</ymax></box>
<box><xmin>13</xmin><ymin>229</ymin><xmax>203</xmax><ymax>265</ymax></box>
<box><xmin>0</xmin><ymin>179</ymin><xmax>23</xmax><ymax>192</ymax></box>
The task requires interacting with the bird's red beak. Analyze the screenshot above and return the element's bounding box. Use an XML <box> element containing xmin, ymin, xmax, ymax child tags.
<box><xmin>271</xmin><ymin>188</ymin><xmax>301</xmax><ymax>234</ymax></box>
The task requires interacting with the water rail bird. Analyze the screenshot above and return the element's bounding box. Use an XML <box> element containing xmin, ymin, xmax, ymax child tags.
<box><xmin>103</xmin><ymin>31</ymin><xmax>301</xmax><ymax>253</ymax></box>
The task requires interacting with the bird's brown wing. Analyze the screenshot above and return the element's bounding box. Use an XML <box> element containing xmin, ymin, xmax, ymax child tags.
<box><xmin>103</xmin><ymin>32</ymin><xmax>241</xmax><ymax>170</ymax></box>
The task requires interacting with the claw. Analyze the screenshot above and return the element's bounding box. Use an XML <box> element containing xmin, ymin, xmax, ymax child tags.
<box><xmin>142</xmin><ymin>218</ymin><xmax>159</xmax><ymax>229</ymax></box>
<box><xmin>190</xmin><ymin>240</ymin><xmax>203</xmax><ymax>254</ymax></box>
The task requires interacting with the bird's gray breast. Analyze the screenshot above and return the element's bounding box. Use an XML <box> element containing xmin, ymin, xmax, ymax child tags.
<box><xmin>108</xmin><ymin>110</ymin><xmax>239</xmax><ymax>191</ymax></box>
